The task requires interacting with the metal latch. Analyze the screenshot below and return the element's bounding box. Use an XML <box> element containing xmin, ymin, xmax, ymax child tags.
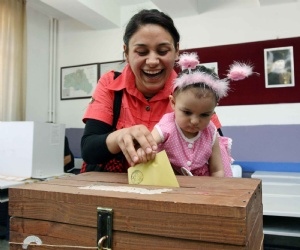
<box><xmin>97</xmin><ymin>207</ymin><xmax>113</xmax><ymax>250</ymax></box>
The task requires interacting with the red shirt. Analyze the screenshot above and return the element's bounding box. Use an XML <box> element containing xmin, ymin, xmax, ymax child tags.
<box><xmin>83</xmin><ymin>64</ymin><xmax>176</xmax><ymax>130</ymax></box>
<box><xmin>211</xmin><ymin>113</ymin><xmax>222</xmax><ymax>129</ymax></box>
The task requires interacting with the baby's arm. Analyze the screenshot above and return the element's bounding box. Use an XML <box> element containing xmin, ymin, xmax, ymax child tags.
<box><xmin>136</xmin><ymin>127</ymin><xmax>162</xmax><ymax>164</ymax></box>
<box><xmin>209</xmin><ymin>136</ymin><xmax>225</xmax><ymax>177</ymax></box>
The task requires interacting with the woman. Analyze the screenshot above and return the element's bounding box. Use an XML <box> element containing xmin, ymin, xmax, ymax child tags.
<box><xmin>81</xmin><ymin>9</ymin><xmax>180</xmax><ymax>172</ymax></box>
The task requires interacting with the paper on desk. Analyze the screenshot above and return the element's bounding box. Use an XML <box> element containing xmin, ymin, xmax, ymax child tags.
<box><xmin>128</xmin><ymin>150</ymin><xmax>179</xmax><ymax>187</ymax></box>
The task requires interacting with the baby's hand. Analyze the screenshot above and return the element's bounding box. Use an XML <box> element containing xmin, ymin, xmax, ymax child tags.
<box><xmin>135</xmin><ymin>147</ymin><xmax>156</xmax><ymax>165</ymax></box>
<box><xmin>136</xmin><ymin>147</ymin><xmax>148</xmax><ymax>163</ymax></box>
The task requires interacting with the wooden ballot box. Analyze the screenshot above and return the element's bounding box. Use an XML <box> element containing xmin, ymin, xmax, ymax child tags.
<box><xmin>8</xmin><ymin>172</ymin><xmax>263</xmax><ymax>249</ymax></box>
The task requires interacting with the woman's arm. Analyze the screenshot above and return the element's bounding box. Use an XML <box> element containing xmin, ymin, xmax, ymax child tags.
<box><xmin>106</xmin><ymin>124</ymin><xmax>158</xmax><ymax>166</ymax></box>
<box><xmin>82</xmin><ymin>119</ymin><xmax>158</xmax><ymax>167</ymax></box>
<box><xmin>64</xmin><ymin>154</ymin><xmax>72</xmax><ymax>166</ymax></box>
<box><xmin>81</xmin><ymin>119</ymin><xmax>115</xmax><ymax>164</ymax></box>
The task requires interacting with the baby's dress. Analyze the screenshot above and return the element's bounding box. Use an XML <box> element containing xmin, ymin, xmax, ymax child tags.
<box><xmin>218</xmin><ymin>136</ymin><xmax>233</xmax><ymax>177</ymax></box>
<box><xmin>155</xmin><ymin>112</ymin><xmax>217</xmax><ymax>176</ymax></box>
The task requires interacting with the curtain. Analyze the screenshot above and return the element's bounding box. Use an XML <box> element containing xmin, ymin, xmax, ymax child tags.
<box><xmin>0</xmin><ymin>0</ymin><xmax>26</xmax><ymax>121</ymax></box>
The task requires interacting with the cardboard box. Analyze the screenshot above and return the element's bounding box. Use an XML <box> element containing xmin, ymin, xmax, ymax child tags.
<box><xmin>9</xmin><ymin>173</ymin><xmax>263</xmax><ymax>249</ymax></box>
<box><xmin>0</xmin><ymin>121</ymin><xmax>65</xmax><ymax>179</ymax></box>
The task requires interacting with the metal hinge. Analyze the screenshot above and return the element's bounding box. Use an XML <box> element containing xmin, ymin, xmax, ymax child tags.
<box><xmin>97</xmin><ymin>207</ymin><xmax>113</xmax><ymax>250</ymax></box>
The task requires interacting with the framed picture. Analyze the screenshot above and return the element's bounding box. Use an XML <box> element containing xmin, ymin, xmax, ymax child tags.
<box><xmin>99</xmin><ymin>60</ymin><xmax>126</xmax><ymax>76</ymax></box>
<box><xmin>264</xmin><ymin>46</ymin><xmax>295</xmax><ymax>88</ymax></box>
<box><xmin>60</xmin><ymin>63</ymin><xmax>99</xmax><ymax>100</ymax></box>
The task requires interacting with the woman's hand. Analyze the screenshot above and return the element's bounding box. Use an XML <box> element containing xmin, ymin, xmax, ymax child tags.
<box><xmin>107</xmin><ymin>125</ymin><xmax>157</xmax><ymax>166</ymax></box>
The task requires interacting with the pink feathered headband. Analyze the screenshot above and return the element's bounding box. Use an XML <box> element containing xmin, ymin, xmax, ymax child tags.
<box><xmin>174</xmin><ymin>52</ymin><xmax>257</xmax><ymax>99</ymax></box>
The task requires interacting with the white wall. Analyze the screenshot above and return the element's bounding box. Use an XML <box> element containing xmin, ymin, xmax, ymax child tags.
<box><xmin>26</xmin><ymin>6</ymin><xmax>51</xmax><ymax>122</ymax></box>
<box><xmin>27</xmin><ymin>2</ymin><xmax>300</xmax><ymax>128</ymax></box>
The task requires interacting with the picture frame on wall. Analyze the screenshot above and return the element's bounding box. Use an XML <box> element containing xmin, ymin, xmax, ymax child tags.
<box><xmin>60</xmin><ymin>63</ymin><xmax>99</xmax><ymax>100</ymax></box>
<box><xmin>264</xmin><ymin>46</ymin><xmax>295</xmax><ymax>88</ymax></box>
<box><xmin>99</xmin><ymin>60</ymin><xmax>126</xmax><ymax>76</ymax></box>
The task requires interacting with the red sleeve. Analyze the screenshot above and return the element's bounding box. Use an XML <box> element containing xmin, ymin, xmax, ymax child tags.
<box><xmin>211</xmin><ymin>113</ymin><xmax>222</xmax><ymax>129</ymax></box>
<box><xmin>82</xmin><ymin>72</ymin><xmax>115</xmax><ymax>124</ymax></box>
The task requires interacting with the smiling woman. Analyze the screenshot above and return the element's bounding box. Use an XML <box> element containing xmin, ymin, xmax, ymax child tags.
<box><xmin>124</xmin><ymin>24</ymin><xmax>178</xmax><ymax>97</ymax></box>
<box><xmin>80</xmin><ymin>9</ymin><xmax>180</xmax><ymax>173</ymax></box>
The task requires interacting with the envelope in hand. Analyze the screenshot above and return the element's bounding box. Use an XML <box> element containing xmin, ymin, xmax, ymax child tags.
<box><xmin>128</xmin><ymin>150</ymin><xmax>179</xmax><ymax>187</ymax></box>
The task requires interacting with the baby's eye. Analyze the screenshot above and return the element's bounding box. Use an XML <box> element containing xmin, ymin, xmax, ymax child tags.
<box><xmin>200</xmin><ymin>113</ymin><xmax>210</xmax><ymax>118</ymax></box>
<box><xmin>183</xmin><ymin>110</ymin><xmax>192</xmax><ymax>116</ymax></box>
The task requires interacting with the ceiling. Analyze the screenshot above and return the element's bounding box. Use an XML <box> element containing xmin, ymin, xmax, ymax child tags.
<box><xmin>27</xmin><ymin>0</ymin><xmax>298</xmax><ymax>30</ymax></box>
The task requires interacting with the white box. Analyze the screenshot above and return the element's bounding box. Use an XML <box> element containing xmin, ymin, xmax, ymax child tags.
<box><xmin>0</xmin><ymin>121</ymin><xmax>65</xmax><ymax>179</ymax></box>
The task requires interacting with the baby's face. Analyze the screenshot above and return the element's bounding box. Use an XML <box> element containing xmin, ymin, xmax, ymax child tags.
<box><xmin>171</xmin><ymin>88</ymin><xmax>216</xmax><ymax>138</ymax></box>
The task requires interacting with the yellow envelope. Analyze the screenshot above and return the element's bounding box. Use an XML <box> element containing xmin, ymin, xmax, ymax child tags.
<box><xmin>128</xmin><ymin>150</ymin><xmax>179</xmax><ymax>187</ymax></box>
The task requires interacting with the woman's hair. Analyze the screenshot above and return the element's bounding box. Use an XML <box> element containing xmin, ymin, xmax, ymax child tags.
<box><xmin>123</xmin><ymin>9</ymin><xmax>180</xmax><ymax>52</ymax></box>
